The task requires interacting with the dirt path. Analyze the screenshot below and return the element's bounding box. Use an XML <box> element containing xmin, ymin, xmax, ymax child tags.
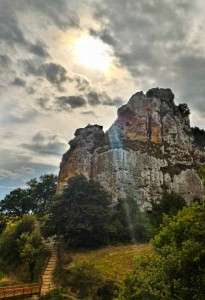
<box><xmin>41</xmin><ymin>242</ymin><xmax>57</xmax><ymax>295</ymax></box>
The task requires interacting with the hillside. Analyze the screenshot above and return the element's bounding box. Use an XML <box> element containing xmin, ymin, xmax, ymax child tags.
<box><xmin>67</xmin><ymin>244</ymin><xmax>152</xmax><ymax>284</ymax></box>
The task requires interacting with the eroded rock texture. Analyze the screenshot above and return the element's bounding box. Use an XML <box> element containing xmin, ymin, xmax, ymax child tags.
<box><xmin>58</xmin><ymin>88</ymin><xmax>205</xmax><ymax>209</ymax></box>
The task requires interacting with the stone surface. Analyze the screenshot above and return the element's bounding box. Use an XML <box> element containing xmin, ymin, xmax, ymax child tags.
<box><xmin>58</xmin><ymin>88</ymin><xmax>205</xmax><ymax>209</ymax></box>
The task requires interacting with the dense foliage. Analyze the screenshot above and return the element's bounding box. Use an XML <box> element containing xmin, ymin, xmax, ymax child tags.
<box><xmin>43</xmin><ymin>175</ymin><xmax>113</xmax><ymax>248</ymax></box>
<box><xmin>150</xmin><ymin>191</ymin><xmax>187</xmax><ymax>230</ymax></box>
<box><xmin>117</xmin><ymin>203</ymin><xmax>205</xmax><ymax>300</ymax></box>
<box><xmin>0</xmin><ymin>215</ymin><xmax>43</xmax><ymax>281</ymax></box>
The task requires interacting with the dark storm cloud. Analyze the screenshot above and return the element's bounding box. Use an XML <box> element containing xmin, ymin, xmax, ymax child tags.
<box><xmin>21</xmin><ymin>131</ymin><xmax>67</xmax><ymax>156</ymax></box>
<box><xmin>87</xmin><ymin>91</ymin><xmax>101</xmax><ymax>106</ymax></box>
<box><xmin>73</xmin><ymin>76</ymin><xmax>90</xmax><ymax>92</ymax></box>
<box><xmin>0</xmin><ymin>55</ymin><xmax>12</xmax><ymax>68</ymax></box>
<box><xmin>22</xmin><ymin>60</ymin><xmax>90</xmax><ymax>92</ymax></box>
<box><xmin>12</xmin><ymin>77</ymin><xmax>26</xmax><ymax>87</ymax></box>
<box><xmin>87</xmin><ymin>90</ymin><xmax>124</xmax><ymax>107</ymax></box>
<box><xmin>103</xmin><ymin>97</ymin><xmax>124</xmax><ymax>107</ymax></box>
<box><xmin>43</xmin><ymin>63</ymin><xmax>68</xmax><ymax>86</ymax></box>
<box><xmin>56</xmin><ymin>96</ymin><xmax>87</xmax><ymax>110</ymax></box>
<box><xmin>28</xmin><ymin>41</ymin><xmax>50</xmax><ymax>58</ymax></box>
<box><xmin>22</xmin><ymin>61</ymin><xmax>68</xmax><ymax>89</ymax></box>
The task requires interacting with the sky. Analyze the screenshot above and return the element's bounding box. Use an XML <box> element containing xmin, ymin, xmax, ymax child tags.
<box><xmin>1</xmin><ymin>0</ymin><xmax>205</xmax><ymax>199</ymax></box>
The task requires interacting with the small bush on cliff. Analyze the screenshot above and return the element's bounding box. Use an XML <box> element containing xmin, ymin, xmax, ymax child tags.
<box><xmin>117</xmin><ymin>203</ymin><xmax>205</xmax><ymax>300</ymax></box>
<box><xmin>43</xmin><ymin>175</ymin><xmax>112</xmax><ymax>248</ymax></box>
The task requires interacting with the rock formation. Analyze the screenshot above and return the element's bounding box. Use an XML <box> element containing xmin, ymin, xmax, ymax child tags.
<box><xmin>58</xmin><ymin>88</ymin><xmax>205</xmax><ymax>209</ymax></box>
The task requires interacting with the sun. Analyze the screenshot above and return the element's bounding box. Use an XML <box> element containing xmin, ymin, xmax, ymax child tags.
<box><xmin>73</xmin><ymin>35</ymin><xmax>111</xmax><ymax>72</ymax></box>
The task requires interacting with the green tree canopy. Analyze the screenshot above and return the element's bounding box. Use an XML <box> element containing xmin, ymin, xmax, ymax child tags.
<box><xmin>0</xmin><ymin>188</ymin><xmax>33</xmax><ymax>217</ymax></box>
<box><xmin>43</xmin><ymin>175</ymin><xmax>112</xmax><ymax>248</ymax></box>
<box><xmin>27</xmin><ymin>173</ymin><xmax>57</xmax><ymax>214</ymax></box>
<box><xmin>117</xmin><ymin>203</ymin><xmax>205</xmax><ymax>300</ymax></box>
<box><xmin>0</xmin><ymin>174</ymin><xmax>57</xmax><ymax>218</ymax></box>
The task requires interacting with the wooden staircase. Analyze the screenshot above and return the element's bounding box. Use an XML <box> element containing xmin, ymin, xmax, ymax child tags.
<box><xmin>40</xmin><ymin>242</ymin><xmax>57</xmax><ymax>294</ymax></box>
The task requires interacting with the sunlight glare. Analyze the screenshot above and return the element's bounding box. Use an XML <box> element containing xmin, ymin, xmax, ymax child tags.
<box><xmin>74</xmin><ymin>36</ymin><xmax>111</xmax><ymax>72</ymax></box>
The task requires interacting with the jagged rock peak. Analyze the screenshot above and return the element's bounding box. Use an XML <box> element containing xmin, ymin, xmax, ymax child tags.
<box><xmin>58</xmin><ymin>88</ymin><xmax>204</xmax><ymax>209</ymax></box>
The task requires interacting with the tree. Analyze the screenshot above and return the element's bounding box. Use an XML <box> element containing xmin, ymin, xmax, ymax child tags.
<box><xmin>0</xmin><ymin>215</ymin><xmax>43</xmax><ymax>281</ymax></box>
<box><xmin>18</xmin><ymin>229</ymin><xmax>43</xmax><ymax>281</ymax></box>
<box><xmin>117</xmin><ymin>203</ymin><xmax>205</xmax><ymax>300</ymax></box>
<box><xmin>150</xmin><ymin>191</ymin><xmax>187</xmax><ymax>230</ymax></box>
<box><xmin>44</xmin><ymin>175</ymin><xmax>112</xmax><ymax>248</ymax></box>
<box><xmin>27</xmin><ymin>174</ymin><xmax>57</xmax><ymax>214</ymax></box>
<box><xmin>0</xmin><ymin>188</ymin><xmax>33</xmax><ymax>218</ymax></box>
<box><xmin>0</xmin><ymin>174</ymin><xmax>57</xmax><ymax>218</ymax></box>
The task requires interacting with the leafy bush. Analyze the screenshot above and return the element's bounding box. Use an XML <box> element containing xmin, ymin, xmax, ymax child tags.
<box><xmin>117</xmin><ymin>203</ymin><xmax>205</xmax><ymax>300</ymax></box>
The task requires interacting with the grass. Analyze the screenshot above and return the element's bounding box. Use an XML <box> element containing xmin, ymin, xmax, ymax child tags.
<box><xmin>67</xmin><ymin>243</ymin><xmax>152</xmax><ymax>284</ymax></box>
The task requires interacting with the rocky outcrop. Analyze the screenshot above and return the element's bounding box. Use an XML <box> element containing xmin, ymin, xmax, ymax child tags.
<box><xmin>58</xmin><ymin>88</ymin><xmax>205</xmax><ymax>209</ymax></box>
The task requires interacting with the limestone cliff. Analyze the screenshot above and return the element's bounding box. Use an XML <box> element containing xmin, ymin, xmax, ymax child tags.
<box><xmin>58</xmin><ymin>88</ymin><xmax>205</xmax><ymax>209</ymax></box>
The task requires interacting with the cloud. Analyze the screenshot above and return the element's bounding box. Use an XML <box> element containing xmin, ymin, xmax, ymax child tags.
<box><xmin>87</xmin><ymin>90</ymin><xmax>124</xmax><ymax>107</ymax></box>
<box><xmin>72</xmin><ymin>76</ymin><xmax>90</xmax><ymax>92</ymax></box>
<box><xmin>28</xmin><ymin>40</ymin><xmax>50</xmax><ymax>58</ymax></box>
<box><xmin>12</xmin><ymin>77</ymin><xmax>26</xmax><ymax>87</ymax></box>
<box><xmin>0</xmin><ymin>2</ymin><xmax>27</xmax><ymax>46</ymax></box>
<box><xmin>25</xmin><ymin>0</ymin><xmax>80</xmax><ymax>30</ymax></box>
<box><xmin>0</xmin><ymin>167</ymin><xmax>34</xmax><ymax>181</ymax></box>
<box><xmin>0</xmin><ymin>0</ymin><xmax>79</xmax><ymax>50</ymax></box>
<box><xmin>21</xmin><ymin>131</ymin><xmax>67</xmax><ymax>156</ymax></box>
<box><xmin>22</xmin><ymin>61</ymin><xmax>68</xmax><ymax>89</ymax></box>
<box><xmin>89</xmin><ymin>28</ymin><xmax>116</xmax><ymax>46</ymax></box>
<box><xmin>81</xmin><ymin>111</ymin><xmax>97</xmax><ymax>116</ymax></box>
<box><xmin>42</xmin><ymin>63</ymin><xmax>68</xmax><ymax>88</ymax></box>
<box><xmin>7</xmin><ymin>108</ymin><xmax>39</xmax><ymax>123</ymax></box>
<box><xmin>87</xmin><ymin>91</ymin><xmax>101</xmax><ymax>106</ymax></box>
<box><xmin>0</xmin><ymin>54</ymin><xmax>11</xmax><ymax>68</ymax></box>
<box><xmin>92</xmin><ymin>0</ymin><xmax>205</xmax><ymax>117</ymax></box>
<box><xmin>56</xmin><ymin>96</ymin><xmax>87</xmax><ymax>110</ymax></box>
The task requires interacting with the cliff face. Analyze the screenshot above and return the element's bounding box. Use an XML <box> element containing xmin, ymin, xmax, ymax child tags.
<box><xmin>58</xmin><ymin>88</ymin><xmax>205</xmax><ymax>209</ymax></box>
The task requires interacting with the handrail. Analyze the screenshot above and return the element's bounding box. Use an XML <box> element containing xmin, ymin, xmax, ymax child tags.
<box><xmin>0</xmin><ymin>240</ymin><xmax>55</xmax><ymax>299</ymax></box>
<box><xmin>0</xmin><ymin>285</ymin><xmax>40</xmax><ymax>299</ymax></box>
<box><xmin>0</xmin><ymin>283</ymin><xmax>37</xmax><ymax>291</ymax></box>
